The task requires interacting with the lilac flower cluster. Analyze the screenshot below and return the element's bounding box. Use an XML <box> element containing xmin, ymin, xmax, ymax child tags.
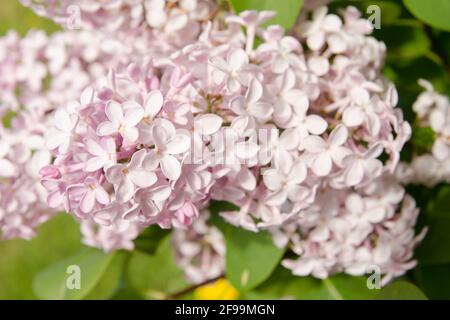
<box><xmin>397</xmin><ymin>80</ymin><xmax>450</xmax><ymax>186</ymax></box>
<box><xmin>1</xmin><ymin>2</ymin><xmax>428</xmax><ymax>285</ymax></box>
<box><xmin>0</xmin><ymin>29</ymin><xmax>128</xmax><ymax>238</ymax></box>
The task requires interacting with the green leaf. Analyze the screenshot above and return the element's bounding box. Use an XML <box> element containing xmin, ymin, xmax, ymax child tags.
<box><xmin>32</xmin><ymin>248</ymin><xmax>120</xmax><ymax>300</ymax></box>
<box><xmin>229</xmin><ymin>0</ymin><xmax>304</xmax><ymax>30</ymax></box>
<box><xmin>404</xmin><ymin>0</ymin><xmax>450</xmax><ymax>31</ymax></box>
<box><xmin>247</xmin><ymin>266</ymin><xmax>378</xmax><ymax>300</ymax></box>
<box><xmin>0</xmin><ymin>214</ymin><xmax>82</xmax><ymax>299</ymax></box>
<box><xmin>414</xmin><ymin>264</ymin><xmax>450</xmax><ymax>299</ymax></box>
<box><xmin>0</xmin><ymin>0</ymin><xmax>60</xmax><ymax>36</ymax></box>
<box><xmin>126</xmin><ymin>236</ymin><xmax>189</xmax><ymax>299</ymax></box>
<box><xmin>209</xmin><ymin>202</ymin><xmax>286</xmax><ymax>292</ymax></box>
<box><xmin>416</xmin><ymin>186</ymin><xmax>450</xmax><ymax>265</ymax></box>
<box><xmin>373</xmin><ymin>21</ymin><xmax>430</xmax><ymax>61</ymax></box>
<box><xmin>134</xmin><ymin>225</ymin><xmax>170</xmax><ymax>255</ymax></box>
<box><xmin>375</xmin><ymin>281</ymin><xmax>428</xmax><ymax>300</ymax></box>
<box><xmin>411</xmin><ymin>126</ymin><xmax>436</xmax><ymax>151</ymax></box>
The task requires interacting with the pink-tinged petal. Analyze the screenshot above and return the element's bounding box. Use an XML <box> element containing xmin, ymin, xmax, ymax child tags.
<box><xmin>144</xmin><ymin>90</ymin><xmax>164</xmax><ymax>117</ymax></box>
<box><xmin>96</xmin><ymin>121</ymin><xmax>117</xmax><ymax>136</ymax></box>
<box><xmin>263</xmin><ymin>169</ymin><xmax>284</xmax><ymax>191</ymax></box>
<box><xmin>272</xmin><ymin>57</ymin><xmax>289</xmax><ymax>74</ymax></box>
<box><xmin>230</xmin><ymin>96</ymin><xmax>246</xmax><ymax>115</ymax></box>
<box><xmin>308</xmin><ymin>56</ymin><xmax>329</xmax><ymax>76</ymax></box>
<box><xmin>194</xmin><ymin>114</ymin><xmax>223</xmax><ymax>136</ymax></box>
<box><xmin>432</xmin><ymin>139</ymin><xmax>450</xmax><ymax>161</ymax></box>
<box><xmin>345</xmin><ymin>161</ymin><xmax>364</xmax><ymax>186</ymax></box>
<box><xmin>250</xmin><ymin>102</ymin><xmax>272</xmax><ymax>120</ymax></box>
<box><xmin>235</xmin><ymin>141</ymin><xmax>259</xmax><ymax>159</ymax></box>
<box><xmin>279</xmin><ymin>128</ymin><xmax>299</xmax><ymax>150</ymax></box>
<box><xmin>84</xmin><ymin>156</ymin><xmax>106</xmax><ymax>172</ymax></box>
<box><xmin>227</xmin><ymin>77</ymin><xmax>241</xmax><ymax>92</ymax></box>
<box><xmin>322</xmin><ymin>14</ymin><xmax>342</xmax><ymax>31</ymax></box>
<box><xmin>0</xmin><ymin>159</ymin><xmax>16</xmax><ymax>177</ymax></box>
<box><xmin>143</xmin><ymin>150</ymin><xmax>160</xmax><ymax>171</ymax></box>
<box><xmin>80</xmin><ymin>191</ymin><xmax>95</xmax><ymax>213</ymax></box>
<box><xmin>128</xmin><ymin>149</ymin><xmax>146</xmax><ymax>170</ymax></box>
<box><xmin>150</xmin><ymin>185</ymin><xmax>172</xmax><ymax>201</ymax></box>
<box><xmin>287</xmin><ymin>91</ymin><xmax>309</xmax><ymax>116</ymax></box>
<box><xmin>305</xmin><ymin>115</ymin><xmax>327</xmax><ymax>135</ymax></box>
<box><xmin>124</xmin><ymin>107</ymin><xmax>144</xmax><ymax>126</ymax></box>
<box><xmin>85</xmin><ymin>139</ymin><xmax>105</xmax><ymax>156</ymax></box>
<box><xmin>366</xmin><ymin>113</ymin><xmax>381</xmax><ymax>136</ymax></box>
<box><xmin>122</xmin><ymin>100</ymin><xmax>141</xmax><ymax>111</ymax></box>
<box><xmin>287</xmin><ymin>185</ymin><xmax>310</xmax><ymax>202</ymax></box>
<box><xmin>310</xmin><ymin>225</ymin><xmax>330</xmax><ymax>242</ymax></box>
<box><xmin>95</xmin><ymin>187</ymin><xmax>110</xmax><ymax>205</ymax></box>
<box><xmin>209</xmin><ymin>56</ymin><xmax>228</xmax><ymax>73</ymax></box>
<box><xmin>303</xmin><ymin>135</ymin><xmax>326</xmax><ymax>153</ymax></box>
<box><xmin>227</xmin><ymin>48</ymin><xmax>248</xmax><ymax>70</ymax></box>
<box><xmin>246</xmin><ymin>78</ymin><xmax>263</xmax><ymax>104</ymax></box>
<box><xmin>289</xmin><ymin>162</ymin><xmax>307</xmax><ymax>184</ymax></box>
<box><xmin>331</xmin><ymin>146</ymin><xmax>352</xmax><ymax>166</ymax></box>
<box><xmin>166</xmin><ymin>134</ymin><xmax>190</xmax><ymax>154</ymax></box>
<box><xmin>129</xmin><ymin>170</ymin><xmax>157</xmax><ymax>188</ymax></box>
<box><xmin>105</xmin><ymin>164</ymin><xmax>125</xmax><ymax>184</ymax></box>
<box><xmin>237</xmin><ymin>167</ymin><xmax>256</xmax><ymax>191</ymax></box>
<box><xmin>312</xmin><ymin>153</ymin><xmax>332</xmax><ymax>176</ymax></box>
<box><xmin>307</xmin><ymin>31</ymin><xmax>325</xmax><ymax>51</ymax></box>
<box><xmin>346</xmin><ymin>193</ymin><xmax>364</xmax><ymax>214</ymax></box>
<box><xmin>122</xmin><ymin>126</ymin><xmax>139</xmax><ymax>142</ymax></box>
<box><xmin>105</xmin><ymin>100</ymin><xmax>124</xmax><ymax>124</ymax></box>
<box><xmin>160</xmin><ymin>155</ymin><xmax>181</xmax><ymax>180</ymax></box>
<box><xmin>54</xmin><ymin>109</ymin><xmax>73</xmax><ymax>131</ymax></box>
<box><xmin>103</xmin><ymin>137</ymin><xmax>116</xmax><ymax>154</ymax></box>
<box><xmin>265</xmin><ymin>189</ymin><xmax>288</xmax><ymax>206</ymax></box>
<box><xmin>329</xmin><ymin>125</ymin><xmax>348</xmax><ymax>147</ymax></box>
<box><xmin>152</xmin><ymin>119</ymin><xmax>175</xmax><ymax>146</ymax></box>
<box><xmin>343</xmin><ymin>106</ymin><xmax>365</xmax><ymax>127</ymax></box>
<box><xmin>116</xmin><ymin>176</ymin><xmax>134</xmax><ymax>203</ymax></box>
<box><xmin>80</xmin><ymin>86</ymin><xmax>94</xmax><ymax>105</ymax></box>
<box><xmin>47</xmin><ymin>191</ymin><xmax>63</xmax><ymax>208</ymax></box>
<box><xmin>46</xmin><ymin>132</ymin><xmax>67</xmax><ymax>150</ymax></box>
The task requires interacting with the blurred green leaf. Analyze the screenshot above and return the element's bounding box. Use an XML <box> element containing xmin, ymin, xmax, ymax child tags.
<box><xmin>209</xmin><ymin>202</ymin><xmax>285</xmax><ymax>292</ymax></box>
<box><xmin>404</xmin><ymin>0</ymin><xmax>450</xmax><ymax>31</ymax></box>
<box><xmin>416</xmin><ymin>186</ymin><xmax>450</xmax><ymax>265</ymax></box>
<box><xmin>134</xmin><ymin>225</ymin><xmax>170</xmax><ymax>255</ymax></box>
<box><xmin>376</xmin><ymin>281</ymin><xmax>427</xmax><ymax>300</ymax></box>
<box><xmin>411</xmin><ymin>126</ymin><xmax>436</xmax><ymax>151</ymax></box>
<box><xmin>0</xmin><ymin>0</ymin><xmax>60</xmax><ymax>36</ymax></box>
<box><xmin>0</xmin><ymin>214</ymin><xmax>82</xmax><ymax>299</ymax></box>
<box><xmin>373</xmin><ymin>21</ymin><xmax>430</xmax><ymax>61</ymax></box>
<box><xmin>247</xmin><ymin>266</ymin><xmax>378</xmax><ymax>300</ymax></box>
<box><xmin>229</xmin><ymin>0</ymin><xmax>304</xmax><ymax>30</ymax></box>
<box><xmin>414</xmin><ymin>264</ymin><xmax>450</xmax><ymax>299</ymax></box>
<box><xmin>126</xmin><ymin>236</ymin><xmax>189</xmax><ymax>299</ymax></box>
<box><xmin>33</xmin><ymin>248</ymin><xmax>122</xmax><ymax>300</ymax></box>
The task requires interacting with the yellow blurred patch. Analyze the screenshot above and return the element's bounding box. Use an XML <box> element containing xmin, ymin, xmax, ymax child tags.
<box><xmin>194</xmin><ymin>279</ymin><xmax>239</xmax><ymax>300</ymax></box>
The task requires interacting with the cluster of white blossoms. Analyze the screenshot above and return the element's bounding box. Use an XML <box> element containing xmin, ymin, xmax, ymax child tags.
<box><xmin>0</xmin><ymin>2</ymin><xmax>430</xmax><ymax>286</ymax></box>
<box><xmin>397</xmin><ymin>80</ymin><xmax>450</xmax><ymax>186</ymax></box>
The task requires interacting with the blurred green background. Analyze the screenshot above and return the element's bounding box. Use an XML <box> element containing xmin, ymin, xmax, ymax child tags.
<box><xmin>1</xmin><ymin>0</ymin><xmax>450</xmax><ymax>300</ymax></box>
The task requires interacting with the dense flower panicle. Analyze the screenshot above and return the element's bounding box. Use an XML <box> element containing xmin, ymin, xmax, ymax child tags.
<box><xmin>172</xmin><ymin>211</ymin><xmax>225</xmax><ymax>284</ymax></box>
<box><xmin>20</xmin><ymin>0</ymin><xmax>217</xmax><ymax>49</ymax></box>
<box><xmin>1</xmin><ymin>2</ymin><xmax>427</xmax><ymax>285</ymax></box>
<box><xmin>0</xmin><ymin>29</ymin><xmax>131</xmax><ymax>238</ymax></box>
<box><xmin>397</xmin><ymin>80</ymin><xmax>450</xmax><ymax>186</ymax></box>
